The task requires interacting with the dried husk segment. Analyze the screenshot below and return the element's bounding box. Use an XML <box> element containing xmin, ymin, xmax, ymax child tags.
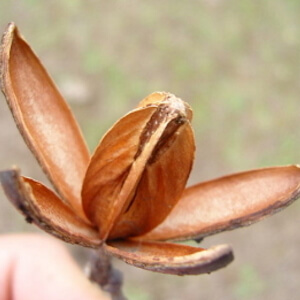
<box><xmin>0</xmin><ymin>168</ymin><xmax>100</xmax><ymax>247</ymax></box>
<box><xmin>105</xmin><ymin>240</ymin><xmax>233</xmax><ymax>275</ymax></box>
<box><xmin>82</xmin><ymin>93</ymin><xmax>195</xmax><ymax>240</ymax></box>
<box><xmin>0</xmin><ymin>23</ymin><xmax>90</xmax><ymax>222</ymax></box>
<box><xmin>141</xmin><ymin>165</ymin><xmax>300</xmax><ymax>241</ymax></box>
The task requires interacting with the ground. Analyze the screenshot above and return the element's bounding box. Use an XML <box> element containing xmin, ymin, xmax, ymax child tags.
<box><xmin>0</xmin><ymin>1</ymin><xmax>300</xmax><ymax>299</ymax></box>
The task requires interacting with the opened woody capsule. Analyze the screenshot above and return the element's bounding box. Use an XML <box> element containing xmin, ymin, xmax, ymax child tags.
<box><xmin>1</xmin><ymin>23</ymin><xmax>300</xmax><ymax>276</ymax></box>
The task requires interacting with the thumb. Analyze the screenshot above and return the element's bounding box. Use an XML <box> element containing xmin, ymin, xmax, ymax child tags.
<box><xmin>0</xmin><ymin>234</ymin><xmax>110</xmax><ymax>300</ymax></box>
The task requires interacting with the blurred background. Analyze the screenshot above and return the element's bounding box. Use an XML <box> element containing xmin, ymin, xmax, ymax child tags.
<box><xmin>0</xmin><ymin>1</ymin><xmax>299</xmax><ymax>299</ymax></box>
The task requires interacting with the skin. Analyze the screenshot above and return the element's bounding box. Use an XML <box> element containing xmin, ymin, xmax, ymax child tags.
<box><xmin>0</xmin><ymin>234</ymin><xmax>109</xmax><ymax>300</ymax></box>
